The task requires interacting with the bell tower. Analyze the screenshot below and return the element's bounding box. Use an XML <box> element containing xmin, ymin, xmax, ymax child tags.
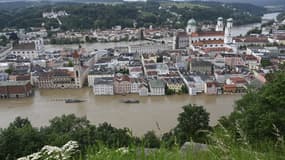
<box><xmin>186</xmin><ymin>18</ymin><xmax>197</xmax><ymax>34</ymax></box>
<box><xmin>216</xmin><ymin>17</ymin><xmax>224</xmax><ymax>32</ymax></box>
<box><xmin>73</xmin><ymin>50</ymin><xmax>81</xmax><ymax>88</ymax></box>
<box><xmin>224</xmin><ymin>18</ymin><xmax>233</xmax><ymax>44</ymax></box>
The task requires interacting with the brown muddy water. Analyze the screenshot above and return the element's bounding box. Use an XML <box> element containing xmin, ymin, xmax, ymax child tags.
<box><xmin>0</xmin><ymin>88</ymin><xmax>242</xmax><ymax>136</ymax></box>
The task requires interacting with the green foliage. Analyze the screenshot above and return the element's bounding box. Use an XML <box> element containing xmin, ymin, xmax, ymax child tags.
<box><xmin>142</xmin><ymin>131</ymin><xmax>160</xmax><ymax>148</ymax></box>
<box><xmin>4</xmin><ymin>68</ymin><xmax>13</xmax><ymax>74</ymax></box>
<box><xmin>67</xmin><ymin>60</ymin><xmax>74</xmax><ymax>67</ymax></box>
<box><xmin>156</xmin><ymin>55</ymin><xmax>163</xmax><ymax>63</ymax></box>
<box><xmin>261</xmin><ymin>20</ymin><xmax>274</xmax><ymax>28</ymax></box>
<box><xmin>277</xmin><ymin>12</ymin><xmax>285</xmax><ymax>22</ymax></box>
<box><xmin>0</xmin><ymin>35</ymin><xmax>9</xmax><ymax>46</ymax></box>
<box><xmin>278</xmin><ymin>25</ymin><xmax>285</xmax><ymax>30</ymax></box>
<box><xmin>0</xmin><ymin>2</ymin><xmax>266</xmax><ymax>30</ymax></box>
<box><xmin>85</xmin><ymin>36</ymin><xmax>98</xmax><ymax>43</ymax></box>
<box><xmin>0</xmin><ymin>114</ymin><xmax>136</xmax><ymax>160</ymax></box>
<box><xmin>174</xmin><ymin>104</ymin><xmax>210</xmax><ymax>145</ymax></box>
<box><xmin>220</xmin><ymin>71</ymin><xmax>285</xmax><ymax>144</ymax></box>
<box><xmin>279</xmin><ymin>62</ymin><xmax>285</xmax><ymax>71</ymax></box>
<box><xmin>84</xmin><ymin>135</ymin><xmax>285</xmax><ymax>160</ymax></box>
<box><xmin>116</xmin><ymin>68</ymin><xmax>129</xmax><ymax>75</ymax></box>
<box><xmin>85</xmin><ymin>145</ymin><xmax>213</xmax><ymax>160</ymax></box>
<box><xmin>247</xmin><ymin>27</ymin><xmax>262</xmax><ymax>35</ymax></box>
<box><xmin>94</xmin><ymin>122</ymin><xmax>133</xmax><ymax>148</ymax></box>
<box><xmin>162</xmin><ymin>104</ymin><xmax>211</xmax><ymax>146</ymax></box>
<box><xmin>165</xmin><ymin>85</ymin><xmax>176</xmax><ymax>95</ymax></box>
<box><xmin>181</xmin><ymin>85</ymin><xmax>188</xmax><ymax>94</ymax></box>
<box><xmin>41</xmin><ymin>114</ymin><xmax>93</xmax><ymax>147</ymax></box>
<box><xmin>0</xmin><ymin>117</ymin><xmax>44</xmax><ymax>160</ymax></box>
<box><xmin>261</xmin><ymin>59</ymin><xmax>272</xmax><ymax>67</ymax></box>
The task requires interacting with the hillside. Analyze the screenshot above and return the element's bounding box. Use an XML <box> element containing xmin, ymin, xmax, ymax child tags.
<box><xmin>187</xmin><ymin>0</ymin><xmax>284</xmax><ymax>6</ymax></box>
<box><xmin>0</xmin><ymin>1</ymin><xmax>265</xmax><ymax>30</ymax></box>
<box><xmin>0</xmin><ymin>0</ymin><xmax>283</xmax><ymax>6</ymax></box>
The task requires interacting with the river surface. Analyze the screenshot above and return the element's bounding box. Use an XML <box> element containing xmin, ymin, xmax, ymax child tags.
<box><xmin>0</xmin><ymin>88</ymin><xmax>241</xmax><ymax>136</ymax></box>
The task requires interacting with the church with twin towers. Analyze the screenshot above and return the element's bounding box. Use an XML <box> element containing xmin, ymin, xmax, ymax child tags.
<box><xmin>173</xmin><ymin>17</ymin><xmax>234</xmax><ymax>50</ymax></box>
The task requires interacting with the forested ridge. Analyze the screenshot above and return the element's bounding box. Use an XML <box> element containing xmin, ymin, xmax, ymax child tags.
<box><xmin>0</xmin><ymin>1</ymin><xmax>265</xmax><ymax>30</ymax></box>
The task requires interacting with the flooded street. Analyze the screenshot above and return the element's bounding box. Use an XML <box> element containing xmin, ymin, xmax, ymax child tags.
<box><xmin>0</xmin><ymin>88</ymin><xmax>241</xmax><ymax>136</ymax></box>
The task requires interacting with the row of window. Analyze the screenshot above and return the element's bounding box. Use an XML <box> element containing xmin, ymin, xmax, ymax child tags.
<box><xmin>192</xmin><ymin>38</ymin><xmax>223</xmax><ymax>42</ymax></box>
<box><xmin>13</xmin><ymin>51</ymin><xmax>35</xmax><ymax>54</ymax></box>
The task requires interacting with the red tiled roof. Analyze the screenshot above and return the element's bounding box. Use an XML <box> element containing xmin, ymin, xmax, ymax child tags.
<box><xmin>276</xmin><ymin>36</ymin><xmax>285</xmax><ymax>40</ymax></box>
<box><xmin>206</xmin><ymin>81</ymin><xmax>218</xmax><ymax>87</ymax></box>
<box><xmin>230</xmin><ymin>77</ymin><xmax>247</xmax><ymax>84</ymax></box>
<box><xmin>224</xmin><ymin>84</ymin><xmax>237</xmax><ymax>88</ymax></box>
<box><xmin>114</xmin><ymin>75</ymin><xmax>130</xmax><ymax>82</ymax></box>
<box><xmin>244</xmin><ymin>37</ymin><xmax>268</xmax><ymax>43</ymax></box>
<box><xmin>193</xmin><ymin>40</ymin><xmax>224</xmax><ymax>46</ymax></box>
<box><xmin>176</xmin><ymin>32</ymin><xmax>188</xmax><ymax>37</ymax></box>
<box><xmin>234</xmin><ymin>36</ymin><xmax>268</xmax><ymax>43</ymax></box>
<box><xmin>191</xmin><ymin>31</ymin><xmax>224</xmax><ymax>37</ymax></box>
<box><xmin>73</xmin><ymin>50</ymin><xmax>80</xmax><ymax>58</ymax></box>
<box><xmin>147</xmin><ymin>71</ymin><xmax>158</xmax><ymax>76</ymax></box>
<box><xmin>202</xmin><ymin>47</ymin><xmax>233</xmax><ymax>53</ymax></box>
<box><xmin>243</xmin><ymin>55</ymin><xmax>258</xmax><ymax>61</ymax></box>
<box><xmin>130</xmin><ymin>67</ymin><xmax>142</xmax><ymax>72</ymax></box>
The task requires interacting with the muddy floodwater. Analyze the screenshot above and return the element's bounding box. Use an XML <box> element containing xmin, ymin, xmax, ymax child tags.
<box><xmin>0</xmin><ymin>88</ymin><xmax>242</xmax><ymax>136</ymax></box>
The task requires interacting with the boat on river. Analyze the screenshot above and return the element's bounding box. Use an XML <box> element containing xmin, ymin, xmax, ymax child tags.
<box><xmin>65</xmin><ymin>99</ymin><xmax>85</xmax><ymax>103</ymax></box>
<box><xmin>121</xmin><ymin>99</ymin><xmax>140</xmax><ymax>104</ymax></box>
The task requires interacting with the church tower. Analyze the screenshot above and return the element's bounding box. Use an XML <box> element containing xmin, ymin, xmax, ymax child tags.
<box><xmin>216</xmin><ymin>17</ymin><xmax>224</xmax><ymax>32</ymax></box>
<box><xmin>186</xmin><ymin>18</ymin><xmax>197</xmax><ymax>34</ymax></box>
<box><xmin>73</xmin><ymin>50</ymin><xmax>81</xmax><ymax>88</ymax></box>
<box><xmin>224</xmin><ymin>18</ymin><xmax>233</xmax><ymax>44</ymax></box>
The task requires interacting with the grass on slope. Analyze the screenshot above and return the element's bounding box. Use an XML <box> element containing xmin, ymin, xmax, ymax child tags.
<box><xmin>82</xmin><ymin>126</ymin><xmax>285</xmax><ymax>160</ymax></box>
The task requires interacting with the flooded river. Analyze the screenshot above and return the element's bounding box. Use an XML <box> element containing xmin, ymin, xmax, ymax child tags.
<box><xmin>0</xmin><ymin>12</ymin><xmax>279</xmax><ymax>136</ymax></box>
<box><xmin>0</xmin><ymin>88</ymin><xmax>241</xmax><ymax>136</ymax></box>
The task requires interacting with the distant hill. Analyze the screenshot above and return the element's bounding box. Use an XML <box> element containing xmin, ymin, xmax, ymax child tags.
<box><xmin>0</xmin><ymin>0</ymin><xmax>283</xmax><ymax>6</ymax></box>
<box><xmin>181</xmin><ymin>0</ymin><xmax>284</xmax><ymax>6</ymax></box>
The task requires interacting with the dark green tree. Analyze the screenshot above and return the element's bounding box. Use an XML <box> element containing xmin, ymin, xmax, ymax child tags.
<box><xmin>174</xmin><ymin>104</ymin><xmax>210</xmax><ymax>144</ymax></box>
<box><xmin>261</xmin><ymin>59</ymin><xmax>272</xmax><ymax>68</ymax></box>
<box><xmin>4</xmin><ymin>68</ymin><xmax>13</xmax><ymax>74</ymax></box>
<box><xmin>221</xmin><ymin>71</ymin><xmax>285</xmax><ymax>144</ymax></box>
<box><xmin>161</xmin><ymin>130</ymin><xmax>176</xmax><ymax>148</ymax></box>
<box><xmin>95</xmin><ymin>122</ymin><xmax>133</xmax><ymax>148</ymax></box>
<box><xmin>41</xmin><ymin>114</ymin><xmax>95</xmax><ymax>148</ymax></box>
<box><xmin>165</xmin><ymin>85</ymin><xmax>175</xmax><ymax>95</ymax></box>
<box><xmin>181</xmin><ymin>85</ymin><xmax>188</xmax><ymax>94</ymax></box>
<box><xmin>142</xmin><ymin>131</ymin><xmax>160</xmax><ymax>148</ymax></box>
<box><xmin>67</xmin><ymin>60</ymin><xmax>74</xmax><ymax>67</ymax></box>
<box><xmin>0</xmin><ymin>117</ymin><xmax>44</xmax><ymax>160</ymax></box>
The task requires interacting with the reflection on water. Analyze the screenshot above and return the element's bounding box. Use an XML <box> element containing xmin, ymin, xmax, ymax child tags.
<box><xmin>0</xmin><ymin>88</ymin><xmax>241</xmax><ymax>136</ymax></box>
